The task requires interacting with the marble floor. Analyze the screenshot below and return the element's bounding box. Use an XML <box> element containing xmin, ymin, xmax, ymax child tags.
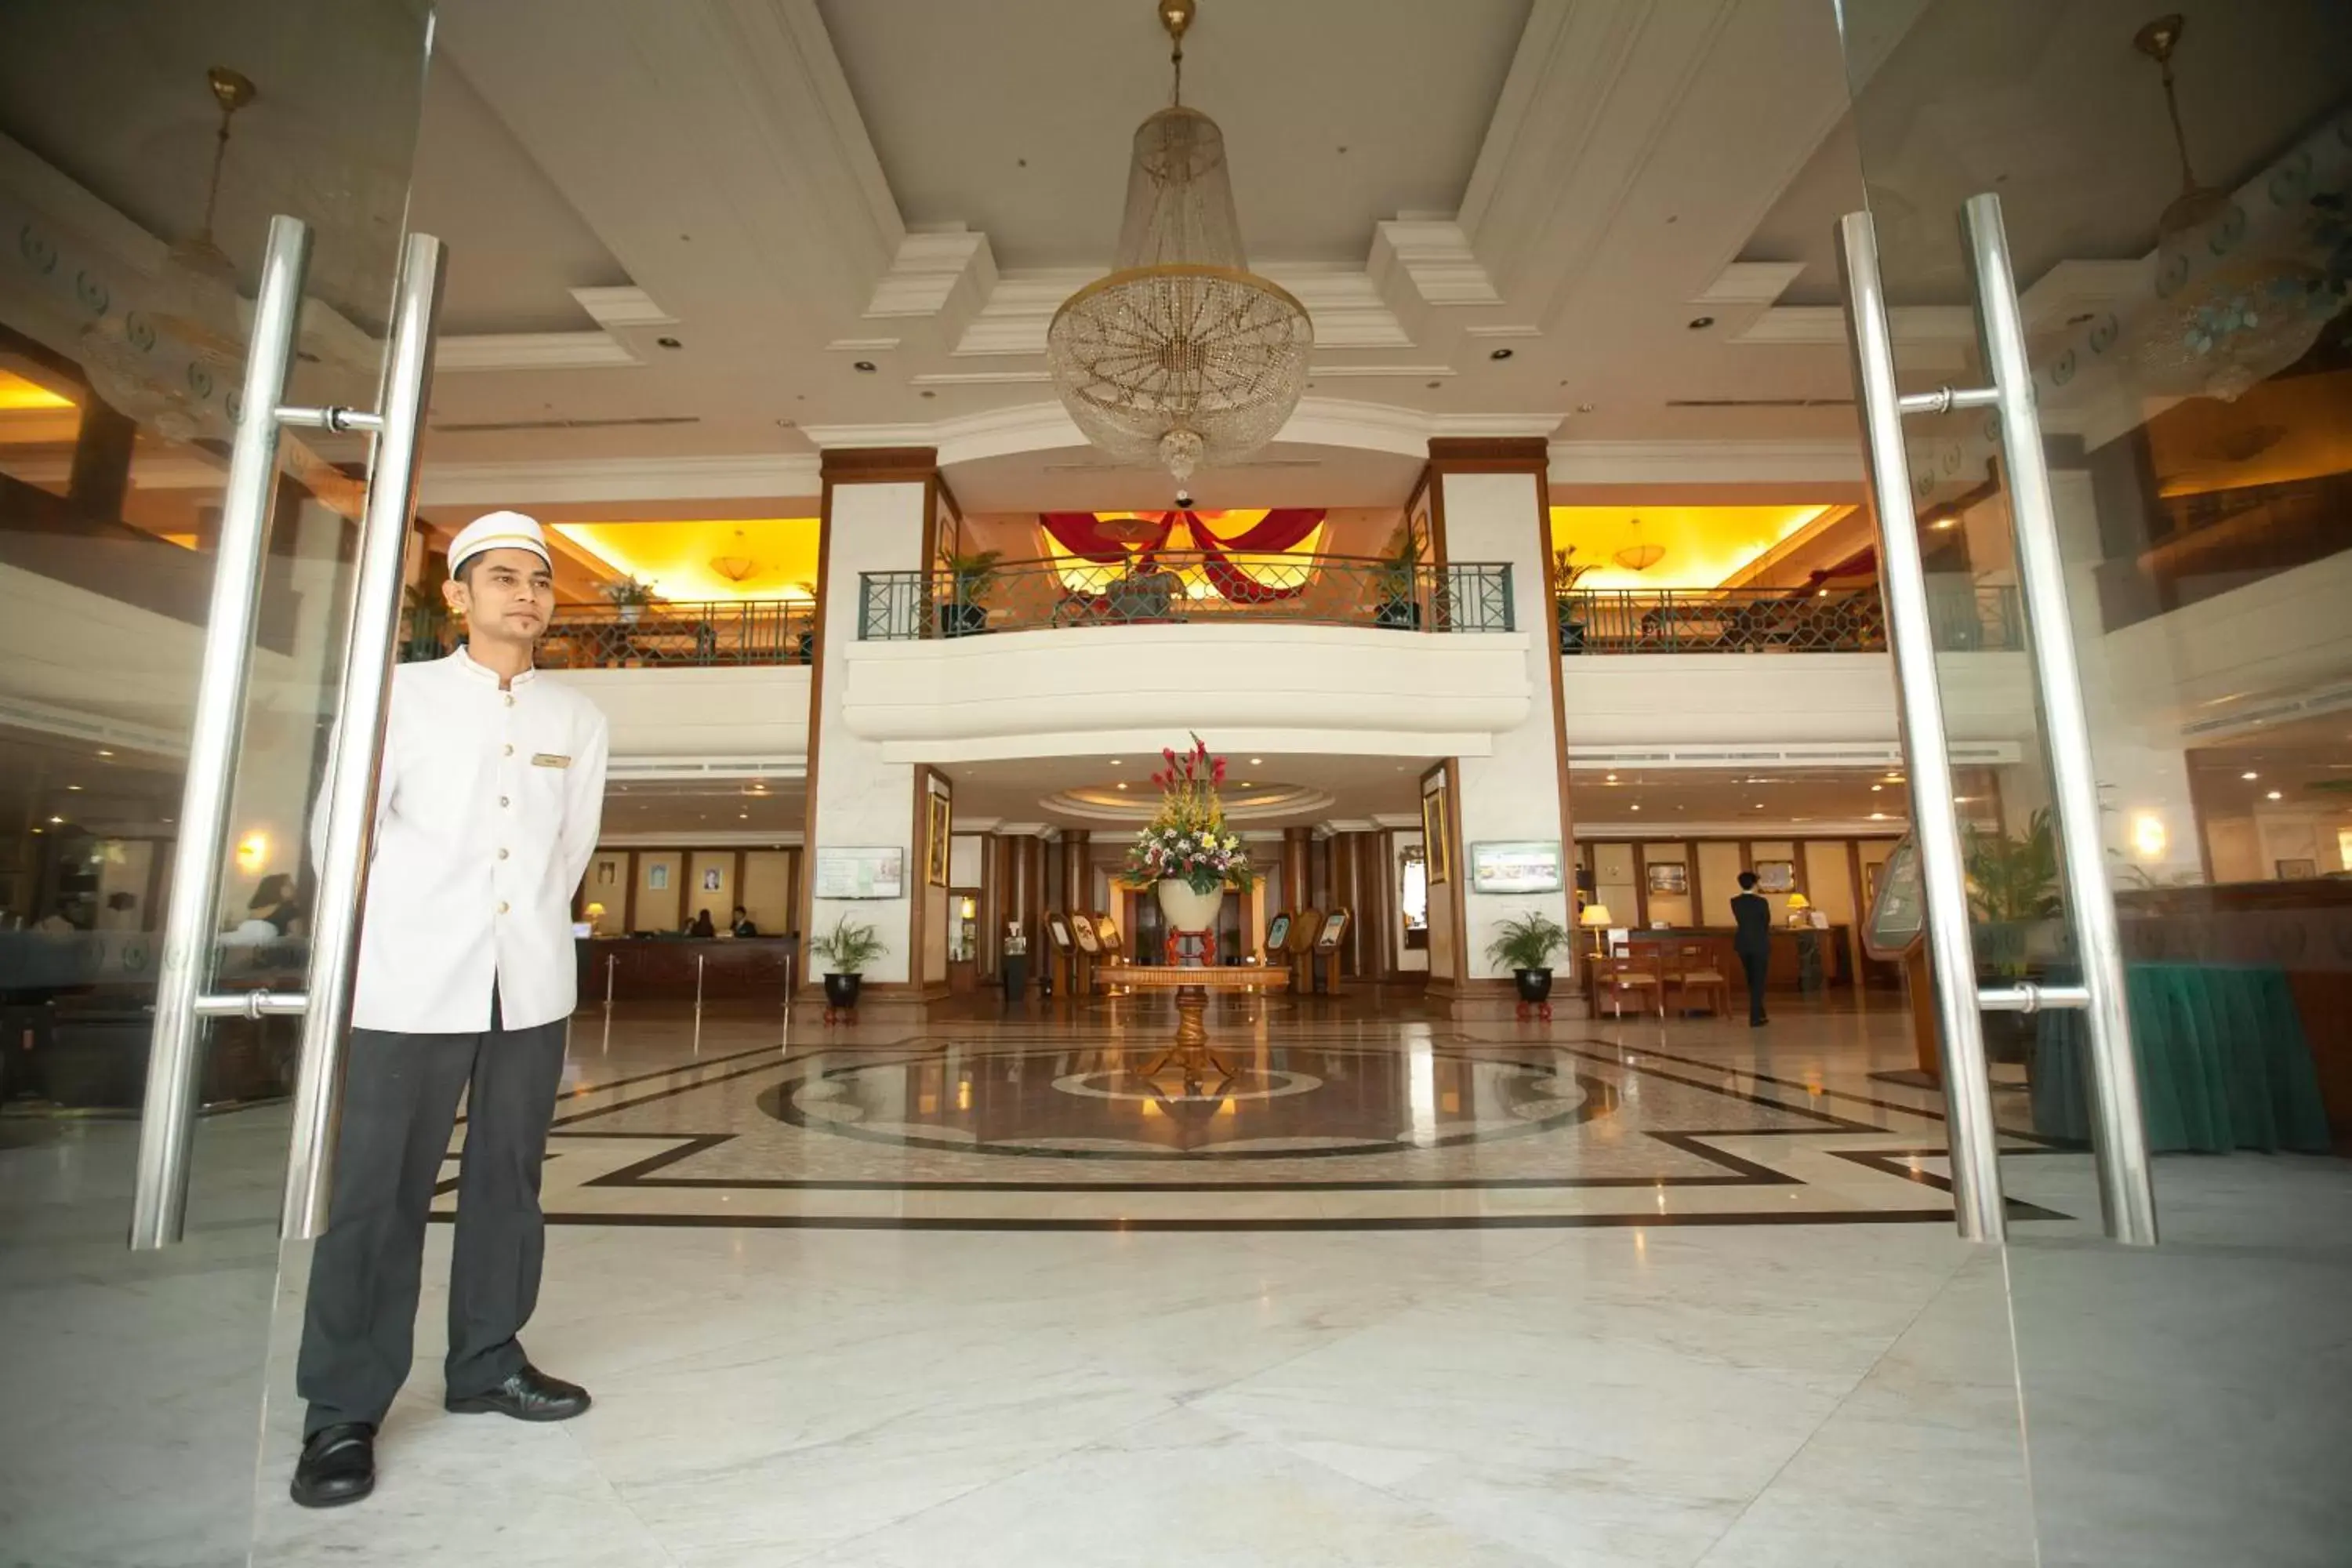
<box><xmin>5</xmin><ymin>992</ymin><xmax>2349</xmax><ymax>1566</ymax></box>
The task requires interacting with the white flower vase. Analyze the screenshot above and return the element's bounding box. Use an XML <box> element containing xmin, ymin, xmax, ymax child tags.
<box><xmin>1156</xmin><ymin>879</ymin><xmax>1225</xmax><ymax>936</ymax></box>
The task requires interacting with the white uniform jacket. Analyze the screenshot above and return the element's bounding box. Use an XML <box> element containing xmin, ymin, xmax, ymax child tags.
<box><xmin>339</xmin><ymin>648</ymin><xmax>608</xmax><ymax>1034</ymax></box>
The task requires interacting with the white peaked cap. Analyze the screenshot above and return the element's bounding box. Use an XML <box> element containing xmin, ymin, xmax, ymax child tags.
<box><xmin>448</xmin><ymin>510</ymin><xmax>552</xmax><ymax>575</ymax></box>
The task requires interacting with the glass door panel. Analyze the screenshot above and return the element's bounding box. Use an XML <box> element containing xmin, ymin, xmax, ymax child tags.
<box><xmin>0</xmin><ymin>3</ymin><xmax>431</xmax><ymax>1561</ymax></box>
<box><xmin>1835</xmin><ymin>2</ymin><xmax>2352</xmax><ymax>1562</ymax></box>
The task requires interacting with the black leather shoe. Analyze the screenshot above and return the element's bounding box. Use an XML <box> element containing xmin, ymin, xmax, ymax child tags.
<box><xmin>290</xmin><ymin>1423</ymin><xmax>375</xmax><ymax>1508</ymax></box>
<box><xmin>445</xmin><ymin>1363</ymin><xmax>590</xmax><ymax>1422</ymax></box>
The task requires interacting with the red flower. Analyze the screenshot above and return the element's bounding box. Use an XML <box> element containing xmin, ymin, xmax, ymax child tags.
<box><xmin>1212</xmin><ymin>757</ymin><xmax>1227</xmax><ymax>783</ymax></box>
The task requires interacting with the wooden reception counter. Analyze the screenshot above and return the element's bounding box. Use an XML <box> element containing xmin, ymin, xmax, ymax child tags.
<box><xmin>575</xmin><ymin>936</ymin><xmax>796</xmax><ymax>1001</ymax></box>
<box><xmin>1604</xmin><ymin>927</ymin><xmax>1852</xmax><ymax>990</ymax></box>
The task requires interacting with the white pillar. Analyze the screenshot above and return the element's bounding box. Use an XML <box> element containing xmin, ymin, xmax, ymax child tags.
<box><xmin>1421</xmin><ymin>441</ymin><xmax>1577</xmax><ymax>1014</ymax></box>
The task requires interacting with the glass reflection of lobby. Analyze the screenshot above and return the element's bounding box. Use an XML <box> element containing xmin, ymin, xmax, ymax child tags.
<box><xmin>5</xmin><ymin>2</ymin><xmax>2352</xmax><ymax>1565</ymax></box>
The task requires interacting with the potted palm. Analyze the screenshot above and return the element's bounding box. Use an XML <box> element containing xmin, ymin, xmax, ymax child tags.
<box><xmin>1372</xmin><ymin>533</ymin><xmax>1421</xmax><ymax>630</ymax></box>
<box><xmin>1965</xmin><ymin>809</ymin><xmax>2060</xmax><ymax>1062</ymax></box>
<box><xmin>938</xmin><ymin>550</ymin><xmax>1003</xmax><ymax>638</ymax></box>
<box><xmin>604</xmin><ymin>575</ymin><xmax>655</xmax><ymax>625</ymax></box>
<box><xmin>1486</xmin><ymin>910</ymin><xmax>1570</xmax><ymax>1005</ymax></box>
<box><xmin>1553</xmin><ymin>546</ymin><xmax>1596</xmax><ymax>653</ymax></box>
<box><xmin>1120</xmin><ymin>735</ymin><xmax>1257</xmax><ymax>940</ymax></box>
<box><xmin>810</xmin><ymin>913</ymin><xmax>885</xmax><ymax>1011</ymax></box>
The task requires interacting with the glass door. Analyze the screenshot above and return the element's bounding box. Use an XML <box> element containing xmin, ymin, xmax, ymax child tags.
<box><xmin>0</xmin><ymin>4</ymin><xmax>434</xmax><ymax>1561</ymax></box>
<box><xmin>1833</xmin><ymin>2</ymin><xmax>2352</xmax><ymax>1561</ymax></box>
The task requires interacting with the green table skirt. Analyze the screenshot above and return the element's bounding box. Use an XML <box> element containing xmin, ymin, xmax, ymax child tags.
<box><xmin>2032</xmin><ymin>962</ymin><xmax>2331</xmax><ymax>1154</ymax></box>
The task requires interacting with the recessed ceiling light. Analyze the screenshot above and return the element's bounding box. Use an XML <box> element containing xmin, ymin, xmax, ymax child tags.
<box><xmin>1109</xmin><ymin>759</ymin><xmax>1122</xmax><ymax>766</ymax></box>
<box><xmin>1870</xmin><ymin>811</ymin><xmax>1889</xmax><ymax>821</ymax></box>
<box><xmin>2241</xmin><ymin>771</ymin><xmax>2259</xmax><ymax>781</ymax></box>
<box><xmin>1871</xmin><ymin>784</ymin><xmax>1883</xmax><ymax>793</ymax></box>
<box><xmin>1931</xmin><ymin>517</ymin><xmax>1958</xmax><ymax>530</ymax></box>
<box><xmin>48</xmin><ymin>815</ymin><xmax>64</xmax><ymax>824</ymax></box>
<box><xmin>96</xmin><ymin>748</ymin><xmax>114</xmax><ymax>758</ymax></box>
<box><xmin>1250</xmin><ymin>758</ymin><xmax>1263</xmax><ymax>766</ymax></box>
<box><xmin>2267</xmin><ymin>789</ymin><xmax>2283</xmax><ymax>800</ymax></box>
<box><xmin>1605</xmin><ymin>772</ymin><xmax>1618</xmax><ymax>782</ymax></box>
<box><xmin>1629</xmin><ymin>804</ymin><xmax>1641</xmax><ymax>812</ymax></box>
<box><xmin>1116</xmin><ymin>782</ymin><xmax>1127</xmax><ymax>790</ymax></box>
<box><xmin>1425</xmin><ymin>380</ymin><xmax>1443</xmax><ymax>390</ymax></box>
<box><xmin>1577</xmin><ymin>402</ymin><xmax>1596</xmax><ymax>413</ymax></box>
<box><xmin>656</xmin><ymin>336</ymin><xmax>683</xmax><ymax>350</ymax></box>
<box><xmin>66</xmin><ymin>785</ymin><xmax>82</xmax><ymax>792</ymax></box>
<box><xmin>1687</xmin><ymin>315</ymin><xmax>1715</xmax><ymax>330</ymax></box>
<box><xmin>1489</xmin><ymin>347</ymin><xmax>1514</xmax><ymax>361</ymax></box>
<box><xmin>1240</xmin><ymin>782</ymin><xmax>1253</xmax><ymax>789</ymax></box>
<box><xmin>853</xmin><ymin>360</ymin><xmax>877</xmax><ymax>373</ymax></box>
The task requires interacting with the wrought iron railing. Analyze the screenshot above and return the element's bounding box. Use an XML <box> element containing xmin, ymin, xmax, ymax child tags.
<box><xmin>856</xmin><ymin>554</ymin><xmax>1515</xmax><ymax>639</ymax></box>
<box><xmin>400</xmin><ymin>599</ymin><xmax>815</xmax><ymax>667</ymax></box>
<box><xmin>1556</xmin><ymin>583</ymin><xmax>2020</xmax><ymax>654</ymax></box>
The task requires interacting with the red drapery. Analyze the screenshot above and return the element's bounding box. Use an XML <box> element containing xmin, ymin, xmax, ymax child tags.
<box><xmin>1036</xmin><ymin>509</ymin><xmax>1326</xmax><ymax>602</ymax></box>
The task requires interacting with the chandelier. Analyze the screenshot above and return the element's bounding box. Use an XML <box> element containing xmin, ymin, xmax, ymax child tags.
<box><xmin>1611</xmin><ymin>517</ymin><xmax>1664</xmax><ymax>573</ymax></box>
<box><xmin>1046</xmin><ymin>0</ymin><xmax>1312</xmax><ymax>492</ymax></box>
<box><xmin>709</xmin><ymin>530</ymin><xmax>764</xmax><ymax>584</ymax></box>
<box><xmin>2118</xmin><ymin>14</ymin><xmax>2339</xmax><ymax>402</ymax></box>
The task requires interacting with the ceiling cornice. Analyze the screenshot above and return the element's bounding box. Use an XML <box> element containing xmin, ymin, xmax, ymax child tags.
<box><xmin>418</xmin><ymin>452</ymin><xmax>822</xmax><ymax>506</ymax></box>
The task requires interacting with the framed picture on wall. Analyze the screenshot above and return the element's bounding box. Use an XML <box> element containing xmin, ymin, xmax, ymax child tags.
<box><xmin>1864</xmin><ymin>858</ymin><xmax>1883</xmax><ymax>909</ymax></box>
<box><xmin>1753</xmin><ymin>859</ymin><xmax>1796</xmax><ymax>894</ymax></box>
<box><xmin>1647</xmin><ymin>862</ymin><xmax>1688</xmax><ymax>895</ymax></box>
<box><xmin>925</xmin><ymin>789</ymin><xmax>953</xmax><ymax>887</ymax></box>
<box><xmin>1421</xmin><ymin>776</ymin><xmax>1451</xmax><ymax>885</ymax></box>
<box><xmin>1469</xmin><ymin>842</ymin><xmax>1563</xmax><ymax>894</ymax></box>
<box><xmin>702</xmin><ymin>867</ymin><xmax>723</xmax><ymax>893</ymax></box>
<box><xmin>2277</xmin><ymin>858</ymin><xmax>2318</xmax><ymax>880</ymax></box>
<box><xmin>596</xmin><ymin>861</ymin><xmax>618</xmax><ymax>887</ymax></box>
<box><xmin>648</xmin><ymin>864</ymin><xmax>670</xmax><ymax>891</ymax></box>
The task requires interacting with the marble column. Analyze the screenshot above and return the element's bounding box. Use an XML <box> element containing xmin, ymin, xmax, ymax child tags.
<box><xmin>1421</xmin><ymin>438</ymin><xmax>1579</xmax><ymax>1017</ymax></box>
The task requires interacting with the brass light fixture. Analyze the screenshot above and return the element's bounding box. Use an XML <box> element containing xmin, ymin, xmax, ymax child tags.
<box><xmin>708</xmin><ymin>528</ymin><xmax>764</xmax><ymax>584</ymax></box>
<box><xmin>2119</xmin><ymin>14</ymin><xmax>2339</xmax><ymax>401</ymax></box>
<box><xmin>1046</xmin><ymin>0</ymin><xmax>1312</xmax><ymax>492</ymax></box>
<box><xmin>1610</xmin><ymin>517</ymin><xmax>1665</xmax><ymax>573</ymax></box>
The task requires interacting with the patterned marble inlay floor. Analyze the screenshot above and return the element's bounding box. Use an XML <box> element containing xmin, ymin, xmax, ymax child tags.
<box><xmin>434</xmin><ymin>1000</ymin><xmax>2063</xmax><ymax>1230</ymax></box>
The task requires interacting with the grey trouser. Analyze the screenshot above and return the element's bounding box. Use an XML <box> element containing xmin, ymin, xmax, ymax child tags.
<box><xmin>294</xmin><ymin>997</ymin><xmax>566</xmax><ymax>1436</ymax></box>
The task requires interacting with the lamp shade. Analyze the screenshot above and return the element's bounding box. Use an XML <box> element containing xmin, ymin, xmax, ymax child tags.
<box><xmin>1785</xmin><ymin>892</ymin><xmax>1812</xmax><ymax>910</ymax></box>
<box><xmin>1579</xmin><ymin>904</ymin><xmax>1613</xmax><ymax>927</ymax></box>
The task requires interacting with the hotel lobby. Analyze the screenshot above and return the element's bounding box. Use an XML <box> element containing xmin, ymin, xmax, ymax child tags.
<box><xmin>5</xmin><ymin>0</ymin><xmax>2352</xmax><ymax>1564</ymax></box>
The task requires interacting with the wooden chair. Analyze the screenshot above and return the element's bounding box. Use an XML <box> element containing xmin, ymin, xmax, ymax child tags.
<box><xmin>1665</xmin><ymin>942</ymin><xmax>1731</xmax><ymax>1018</ymax></box>
<box><xmin>1593</xmin><ymin>953</ymin><xmax>1665</xmax><ymax>1019</ymax></box>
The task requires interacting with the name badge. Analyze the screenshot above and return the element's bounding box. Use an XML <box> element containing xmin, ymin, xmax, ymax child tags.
<box><xmin>532</xmin><ymin>753</ymin><xmax>572</xmax><ymax>769</ymax></box>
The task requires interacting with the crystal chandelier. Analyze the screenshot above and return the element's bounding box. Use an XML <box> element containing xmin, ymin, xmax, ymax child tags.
<box><xmin>1046</xmin><ymin>0</ymin><xmax>1312</xmax><ymax>492</ymax></box>
<box><xmin>2119</xmin><ymin>15</ymin><xmax>2338</xmax><ymax>402</ymax></box>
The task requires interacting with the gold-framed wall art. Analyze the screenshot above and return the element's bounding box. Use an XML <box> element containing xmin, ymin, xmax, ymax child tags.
<box><xmin>925</xmin><ymin>786</ymin><xmax>953</xmax><ymax>887</ymax></box>
<box><xmin>1421</xmin><ymin>775</ymin><xmax>1452</xmax><ymax>885</ymax></box>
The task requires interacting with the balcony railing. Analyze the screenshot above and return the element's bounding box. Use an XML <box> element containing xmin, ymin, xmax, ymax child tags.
<box><xmin>857</xmin><ymin>554</ymin><xmax>1515</xmax><ymax>640</ymax></box>
<box><xmin>1557</xmin><ymin>583</ymin><xmax>2021</xmax><ymax>654</ymax></box>
<box><xmin>401</xmin><ymin>599</ymin><xmax>814</xmax><ymax>667</ymax></box>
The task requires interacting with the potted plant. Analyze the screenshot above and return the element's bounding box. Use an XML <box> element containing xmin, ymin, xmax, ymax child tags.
<box><xmin>1372</xmin><ymin>533</ymin><xmax>1421</xmax><ymax>630</ymax></box>
<box><xmin>810</xmin><ymin>913</ymin><xmax>885</xmax><ymax>1011</ymax></box>
<box><xmin>938</xmin><ymin>550</ymin><xmax>1003</xmax><ymax>638</ymax></box>
<box><xmin>603</xmin><ymin>574</ymin><xmax>655</xmax><ymax>625</ymax></box>
<box><xmin>1119</xmin><ymin>735</ymin><xmax>1257</xmax><ymax>941</ymax></box>
<box><xmin>1965</xmin><ymin>808</ymin><xmax>2060</xmax><ymax>1062</ymax></box>
<box><xmin>401</xmin><ymin>583</ymin><xmax>451</xmax><ymax>660</ymax></box>
<box><xmin>1553</xmin><ymin>546</ymin><xmax>1596</xmax><ymax>653</ymax></box>
<box><xmin>1486</xmin><ymin>910</ymin><xmax>1570</xmax><ymax>1005</ymax></box>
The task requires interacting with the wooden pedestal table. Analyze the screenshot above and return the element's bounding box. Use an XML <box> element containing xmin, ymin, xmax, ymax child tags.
<box><xmin>1112</xmin><ymin>965</ymin><xmax>1292</xmax><ymax>1094</ymax></box>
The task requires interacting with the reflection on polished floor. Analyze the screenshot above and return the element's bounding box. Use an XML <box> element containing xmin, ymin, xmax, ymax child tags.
<box><xmin>9</xmin><ymin>996</ymin><xmax>2349</xmax><ymax>1566</ymax></box>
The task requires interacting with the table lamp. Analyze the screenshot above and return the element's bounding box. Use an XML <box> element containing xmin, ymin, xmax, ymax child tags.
<box><xmin>1579</xmin><ymin>903</ymin><xmax>1613</xmax><ymax>967</ymax></box>
<box><xmin>584</xmin><ymin>901</ymin><xmax>607</xmax><ymax>934</ymax></box>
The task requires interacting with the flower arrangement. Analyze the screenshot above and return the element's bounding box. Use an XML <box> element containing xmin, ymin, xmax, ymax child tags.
<box><xmin>1120</xmin><ymin>735</ymin><xmax>1258</xmax><ymax>894</ymax></box>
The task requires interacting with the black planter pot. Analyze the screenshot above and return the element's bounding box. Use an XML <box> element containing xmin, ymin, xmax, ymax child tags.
<box><xmin>822</xmin><ymin>972</ymin><xmax>863</xmax><ymax>1009</ymax></box>
<box><xmin>1513</xmin><ymin>968</ymin><xmax>1555</xmax><ymax>1004</ymax></box>
<box><xmin>1557</xmin><ymin>618</ymin><xmax>1586</xmax><ymax>654</ymax></box>
<box><xmin>936</xmin><ymin>603</ymin><xmax>989</xmax><ymax>638</ymax></box>
<box><xmin>1374</xmin><ymin>597</ymin><xmax>1421</xmax><ymax>630</ymax></box>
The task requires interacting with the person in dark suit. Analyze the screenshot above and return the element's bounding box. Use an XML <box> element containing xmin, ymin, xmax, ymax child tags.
<box><xmin>1730</xmin><ymin>871</ymin><xmax>1771</xmax><ymax>1026</ymax></box>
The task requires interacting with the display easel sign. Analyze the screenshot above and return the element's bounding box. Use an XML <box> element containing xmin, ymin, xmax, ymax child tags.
<box><xmin>1046</xmin><ymin>913</ymin><xmax>1074</xmax><ymax>950</ymax></box>
<box><xmin>811</xmin><ymin>847</ymin><xmax>906</xmax><ymax>901</ymax></box>
<box><xmin>1314</xmin><ymin>908</ymin><xmax>1350</xmax><ymax>951</ymax></box>
<box><xmin>1861</xmin><ymin>836</ymin><xmax>1926</xmax><ymax>960</ymax></box>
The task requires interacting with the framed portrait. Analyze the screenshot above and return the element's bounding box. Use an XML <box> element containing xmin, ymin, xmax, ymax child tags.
<box><xmin>1421</xmin><ymin>776</ymin><xmax>1450</xmax><ymax>885</ymax></box>
<box><xmin>1265</xmin><ymin>912</ymin><xmax>1292</xmax><ymax>952</ymax></box>
<box><xmin>925</xmin><ymin>789</ymin><xmax>953</xmax><ymax>887</ymax></box>
<box><xmin>1070</xmin><ymin>913</ymin><xmax>1100</xmax><ymax>953</ymax></box>
<box><xmin>1047</xmin><ymin>914</ymin><xmax>1074</xmax><ymax>949</ymax></box>
<box><xmin>595</xmin><ymin>860</ymin><xmax>618</xmax><ymax>887</ymax></box>
<box><xmin>1753</xmin><ymin>859</ymin><xmax>1796</xmax><ymax>895</ymax></box>
<box><xmin>701</xmin><ymin>866</ymin><xmax>723</xmax><ymax>893</ymax></box>
<box><xmin>648</xmin><ymin>863</ymin><xmax>670</xmax><ymax>891</ymax></box>
<box><xmin>1646</xmin><ymin>861</ymin><xmax>1688</xmax><ymax>895</ymax></box>
<box><xmin>2277</xmin><ymin>858</ymin><xmax>2318</xmax><ymax>880</ymax></box>
<box><xmin>1316</xmin><ymin>908</ymin><xmax>1350</xmax><ymax>950</ymax></box>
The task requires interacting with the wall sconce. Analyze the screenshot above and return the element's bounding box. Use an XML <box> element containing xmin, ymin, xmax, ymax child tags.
<box><xmin>958</xmin><ymin>896</ymin><xmax>978</xmax><ymax>920</ymax></box>
<box><xmin>234</xmin><ymin>831</ymin><xmax>270</xmax><ymax>873</ymax></box>
<box><xmin>2129</xmin><ymin>811</ymin><xmax>2168</xmax><ymax>860</ymax></box>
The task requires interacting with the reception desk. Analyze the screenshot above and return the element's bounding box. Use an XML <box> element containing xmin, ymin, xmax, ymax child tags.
<box><xmin>576</xmin><ymin>936</ymin><xmax>795</xmax><ymax>1002</ymax></box>
<box><xmin>1601</xmin><ymin>927</ymin><xmax>1852</xmax><ymax>992</ymax></box>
